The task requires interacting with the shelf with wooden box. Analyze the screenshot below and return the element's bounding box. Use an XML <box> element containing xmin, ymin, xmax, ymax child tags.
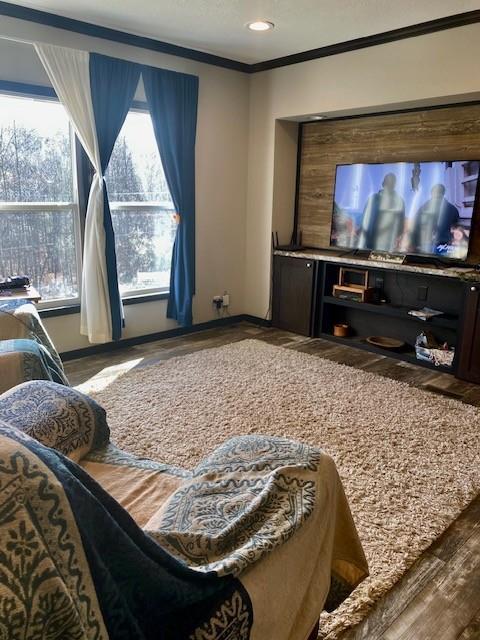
<box><xmin>319</xmin><ymin>261</ymin><xmax>462</xmax><ymax>374</ymax></box>
<box><xmin>332</xmin><ymin>267</ymin><xmax>376</xmax><ymax>303</ymax></box>
<box><xmin>272</xmin><ymin>252</ymin><xmax>480</xmax><ymax>382</ymax></box>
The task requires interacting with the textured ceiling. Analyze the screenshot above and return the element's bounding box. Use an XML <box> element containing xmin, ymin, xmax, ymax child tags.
<box><xmin>4</xmin><ymin>0</ymin><xmax>480</xmax><ymax>64</ymax></box>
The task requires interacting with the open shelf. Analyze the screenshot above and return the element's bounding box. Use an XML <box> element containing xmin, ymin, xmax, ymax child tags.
<box><xmin>322</xmin><ymin>296</ymin><xmax>459</xmax><ymax>330</ymax></box>
<box><xmin>319</xmin><ymin>332</ymin><xmax>455</xmax><ymax>374</ymax></box>
<box><xmin>317</xmin><ymin>260</ymin><xmax>461</xmax><ymax>375</ymax></box>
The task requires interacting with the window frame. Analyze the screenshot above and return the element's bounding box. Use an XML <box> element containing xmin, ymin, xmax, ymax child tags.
<box><xmin>0</xmin><ymin>83</ymin><xmax>83</xmax><ymax>309</ymax></box>
<box><xmin>0</xmin><ymin>84</ymin><xmax>175</xmax><ymax>312</ymax></box>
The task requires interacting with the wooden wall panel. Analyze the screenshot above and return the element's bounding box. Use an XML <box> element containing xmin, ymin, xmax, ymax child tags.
<box><xmin>297</xmin><ymin>104</ymin><xmax>480</xmax><ymax>261</ymax></box>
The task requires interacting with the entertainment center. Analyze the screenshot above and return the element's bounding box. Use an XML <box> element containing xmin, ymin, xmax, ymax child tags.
<box><xmin>271</xmin><ymin>103</ymin><xmax>480</xmax><ymax>384</ymax></box>
<box><xmin>273</xmin><ymin>250</ymin><xmax>480</xmax><ymax>381</ymax></box>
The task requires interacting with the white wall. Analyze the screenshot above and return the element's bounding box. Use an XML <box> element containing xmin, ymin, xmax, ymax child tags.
<box><xmin>245</xmin><ymin>23</ymin><xmax>480</xmax><ymax>318</ymax></box>
<box><xmin>0</xmin><ymin>17</ymin><xmax>250</xmax><ymax>352</ymax></box>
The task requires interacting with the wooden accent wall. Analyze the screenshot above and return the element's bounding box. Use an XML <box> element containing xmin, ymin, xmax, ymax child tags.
<box><xmin>297</xmin><ymin>104</ymin><xmax>480</xmax><ymax>261</ymax></box>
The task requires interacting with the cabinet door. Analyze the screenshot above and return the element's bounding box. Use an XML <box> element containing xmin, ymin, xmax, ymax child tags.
<box><xmin>457</xmin><ymin>285</ymin><xmax>480</xmax><ymax>384</ymax></box>
<box><xmin>272</xmin><ymin>256</ymin><xmax>315</xmax><ymax>336</ymax></box>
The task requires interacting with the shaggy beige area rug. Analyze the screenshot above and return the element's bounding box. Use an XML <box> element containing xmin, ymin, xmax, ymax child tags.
<box><xmin>88</xmin><ymin>339</ymin><xmax>480</xmax><ymax>638</ymax></box>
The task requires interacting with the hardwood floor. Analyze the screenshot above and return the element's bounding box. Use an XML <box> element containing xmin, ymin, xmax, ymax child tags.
<box><xmin>64</xmin><ymin>321</ymin><xmax>480</xmax><ymax>640</ymax></box>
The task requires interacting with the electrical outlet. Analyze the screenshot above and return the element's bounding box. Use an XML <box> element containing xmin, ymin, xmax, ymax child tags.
<box><xmin>212</xmin><ymin>295</ymin><xmax>223</xmax><ymax>310</ymax></box>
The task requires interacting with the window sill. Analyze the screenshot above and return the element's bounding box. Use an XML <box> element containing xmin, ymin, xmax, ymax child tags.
<box><xmin>39</xmin><ymin>291</ymin><xmax>169</xmax><ymax>318</ymax></box>
<box><xmin>39</xmin><ymin>304</ymin><xmax>81</xmax><ymax>318</ymax></box>
<box><xmin>122</xmin><ymin>291</ymin><xmax>169</xmax><ymax>306</ymax></box>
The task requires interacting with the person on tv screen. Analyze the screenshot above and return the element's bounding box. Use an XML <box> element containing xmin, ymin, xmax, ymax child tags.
<box><xmin>358</xmin><ymin>173</ymin><xmax>406</xmax><ymax>251</ymax></box>
<box><xmin>436</xmin><ymin>224</ymin><xmax>469</xmax><ymax>259</ymax></box>
<box><xmin>411</xmin><ymin>183</ymin><xmax>460</xmax><ymax>255</ymax></box>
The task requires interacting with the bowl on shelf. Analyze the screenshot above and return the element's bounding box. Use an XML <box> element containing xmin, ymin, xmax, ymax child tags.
<box><xmin>366</xmin><ymin>336</ymin><xmax>405</xmax><ymax>350</ymax></box>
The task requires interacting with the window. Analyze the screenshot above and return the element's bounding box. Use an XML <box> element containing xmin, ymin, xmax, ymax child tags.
<box><xmin>0</xmin><ymin>93</ymin><xmax>81</xmax><ymax>305</ymax></box>
<box><xmin>0</xmin><ymin>92</ymin><xmax>175</xmax><ymax>308</ymax></box>
<box><xmin>106</xmin><ymin>109</ymin><xmax>176</xmax><ymax>296</ymax></box>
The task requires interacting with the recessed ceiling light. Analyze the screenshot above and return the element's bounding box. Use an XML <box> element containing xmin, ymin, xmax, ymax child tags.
<box><xmin>247</xmin><ymin>20</ymin><xmax>275</xmax><ymax>32</ymax></box>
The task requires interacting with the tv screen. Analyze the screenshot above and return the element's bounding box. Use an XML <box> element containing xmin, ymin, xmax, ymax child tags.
<box><xmin>330</xmin><ymin>161</ymin><xmax>479</xmax><ymax>260</ymax></box>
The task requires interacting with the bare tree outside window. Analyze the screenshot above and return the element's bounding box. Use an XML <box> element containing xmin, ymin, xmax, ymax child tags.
<box><xmin>0</xmin><ymin>94</ymin><xmax>79</xmax><ymax>302</ymax></box>
<box><xmin>106</xmin><ymin>109</ymin><xmax>176</xmax><ymax>295</ymax></box>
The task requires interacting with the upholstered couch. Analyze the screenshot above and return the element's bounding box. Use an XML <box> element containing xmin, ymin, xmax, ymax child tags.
<box><xmin>0</xmin><ymin>380</ymin><xmax>368</xmax><ymax>640</ymax></box>
<box><xmin>0</xmin><ymin>300</ymin><xmax>68</xmax><ymax>393</ymax></box>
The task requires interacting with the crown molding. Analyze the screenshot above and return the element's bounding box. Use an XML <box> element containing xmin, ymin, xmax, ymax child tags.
<box><xmin>0</xmin><ymin>1</ymin><xmax>250</xmax><ymax>72</ymax></box>
<box><xmin>250</xmin><ymin>10</ymin><xmax>480</xmax><ymax>72</ymax></box>
<box><xmin>1</xmin><ymin>2</ymin><xmax>480</xmax><ymax>74</ymax></box>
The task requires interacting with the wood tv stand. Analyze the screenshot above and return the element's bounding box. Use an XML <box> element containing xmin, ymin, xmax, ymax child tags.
<box><xmin>272</xmin><ymin>250</ymin><xmax>480</xmax><ymax>384</ymax></box>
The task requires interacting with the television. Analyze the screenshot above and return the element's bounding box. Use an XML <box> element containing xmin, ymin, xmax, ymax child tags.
<box><xmin>330</xmin><ymin>161</ymin><xmax>479</xmax><ymax>261</ymax></box>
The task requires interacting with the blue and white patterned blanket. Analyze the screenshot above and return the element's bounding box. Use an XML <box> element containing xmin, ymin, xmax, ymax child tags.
<box><xmin>0</xmin><ymin>300</ymin><xmax>68</xmax><ymax>392</ymax></box>
<box><xmin>0</xmin><ymin>338</ymin><xmax>68</xmax><ymax>387</ymax></box>
<box><xmin>0</xmin><ymin>381</ymin><xmax>253</xmax><ymax>640</ymax></box>
<box><xmin>0</xmin><ymin>381</ymin><xmax>369</xmax><ymax>640</ymax></box>
<box><xmin>149</xmin><ymin>436</ymin><xmax>322</xmax><ymax>576</ymax></box>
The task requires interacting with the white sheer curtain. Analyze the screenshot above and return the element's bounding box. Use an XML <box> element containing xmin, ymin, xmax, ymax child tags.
<box><xmin>35</xmin><ymin>43</ymin><xmax>113</xmax><ymax>344</ymax></box>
